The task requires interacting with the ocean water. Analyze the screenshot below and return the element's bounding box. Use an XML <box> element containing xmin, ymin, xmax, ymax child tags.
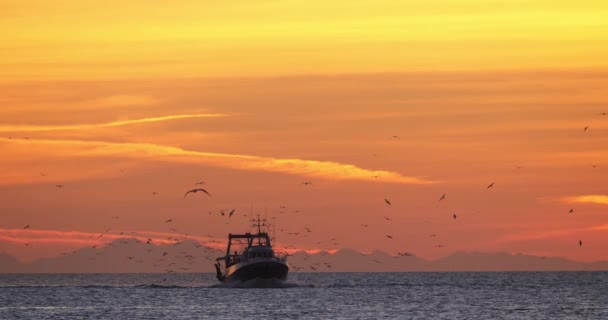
<box><xmin>1</xmin><ymin>272</ymin><xmax>607</xmax><ymax>319</ymax></box>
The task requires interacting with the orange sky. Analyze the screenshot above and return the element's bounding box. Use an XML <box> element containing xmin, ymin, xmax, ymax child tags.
<box><xmin>1</xmin><ymin>0</ymin><xmax>607</xmax><ymax>264</ymax></box>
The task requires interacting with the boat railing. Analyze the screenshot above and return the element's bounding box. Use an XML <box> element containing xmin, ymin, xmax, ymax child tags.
<box><xmin>217</xmin><ymin>251</ymin><xmax>288</xmax><ymax>267</ymax></box>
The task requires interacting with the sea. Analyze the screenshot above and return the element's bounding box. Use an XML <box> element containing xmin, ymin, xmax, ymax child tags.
<box><xmin>1</xmin><ymin>272</ymin><xmax>607</xmax><ymax>319</ymax></box>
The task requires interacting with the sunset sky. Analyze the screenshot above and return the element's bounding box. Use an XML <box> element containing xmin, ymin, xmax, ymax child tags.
<box><xmin>1</xmin><ymin>0</ymin><xmax>607</xmax><ymax>265</ymax></box>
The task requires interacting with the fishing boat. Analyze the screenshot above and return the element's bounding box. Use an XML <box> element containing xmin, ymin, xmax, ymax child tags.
<box><xmin>214</xmin><ymin>216</ymin><xmax>289</xmax><ymax>283</ymax></box>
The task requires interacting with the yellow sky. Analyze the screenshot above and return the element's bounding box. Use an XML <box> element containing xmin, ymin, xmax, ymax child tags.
<box><xmin>1</xmin><ymin>1</ymin><xmax>608</xmax><ymax>265</ymax></box>
<box><xmin>2</xmin><ymin>0</ymin><xmax>608</xmax><ymax>79</ymax></box>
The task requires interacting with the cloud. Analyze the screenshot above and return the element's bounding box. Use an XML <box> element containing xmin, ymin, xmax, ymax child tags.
<box><xmin>488</xmin><ymin>224</ymin><xmax>608</xmax><ymax>245</ymax></box>
<box><xmin>0</xmin><ymin>228</ymin><xmax>334</xmax><ymax>254</ymax></box>
<box><xmin>0</xmin><ymin>228</ymin><xmax>218</xmax><ymax>248</ymax></box>
<box><xmin>561</xmin><ymin>195</ymin><xmax>608</xmax><ymax>205</ymax></box>
<box><xmin>0</xmin><ymin>113</ymin><xmax>228</xmax><ymax>132</ymax></box>
<box><xmin>4</xmin><ymin>138</ymin><xmax>434</xmax><ymax>184</ymax></box>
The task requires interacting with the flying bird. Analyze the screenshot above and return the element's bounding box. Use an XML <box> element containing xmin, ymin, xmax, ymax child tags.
<box><xmin>305</xmin><ymin>227</ymin><xmax>312</xmax><ymax>233</ymax></box>
<box><xmin>146</xmin><ymin>238</ymin><xmax>152</xmax><ymax>245</ymax></box>
<box><xmin>195</xmin><ymin>181</ymin><xmax>205</xmax><ymax>185</ymax></box>
<box><xmin>439</xmin><ymin>193</ymin><xmax>446</xmax><ymax>201</ymax></box>
<box><xmin>385</xmin><ymin>234</ymin><xmax>393</xmax><ymax>239</ymax></box>
<box><xmin>383</xmin><ymin>216</ymin><xmax>392</xmax><ymax>221</ymax></box>
<box><xmin>229</xmin><ymin>209</ymin><xmax>235</xmax><ymax>218</ymax></box>
<box><xmin>23</xmin><ymin>225</ymin><xmax>30</xmax><ymax>229</ymax></box>
<box><xmin>487</xmin><ymin>182</ymin><xmax>494</xmax><ymax>189</ymax></box>
<box><xmin>579</xmin><ymin>240</ymin><xmax>583</xmax><ymax>247</ymax></box>
<box><xmin>56</xmin><ymin>185</ymin><xmax>64</xmax><ymax>188</ymax></box>
<box><xmin>568</xmin><ymin>209</ymin><xmax>574</xmax><ymax>214</ymax></box>
<box><xmin>184</xmin><ymin>188</ymin><xmax>211</xmax><ymax>198</ymax></box>
<box><xmin>384</xmin><ymin>198</ymin><xmax>392</xmax><ymax>206</ymax></box>
<box><xmin>390</xmin><ymin>135</ymin><xmax>400</xmax><ymax>139</ymax></box>
<box><xmin>453</xmin><ymin>213</ymin><xmax>457</xmax><ymax>219</ymax></box>
<box><xmin>165</xmin><ymin>219</ymin><xmax>173</xmax><ymax>223</ymax></box>
<box><xmin>302</xmin><ymin>182</ymin><xmax>313</xmax><ymax>186</ymax></box>
<box><xmin>152</xmin><ymin>192</ymin><xmax>158</xmax><ymax>195</ymax></box>
<box><xmin>584</xmin><ymin>126</ymin><xmax>589</xmax><ymax>132</ymax></box>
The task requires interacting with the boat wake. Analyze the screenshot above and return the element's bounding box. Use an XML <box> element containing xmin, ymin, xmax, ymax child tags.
<box><xmin>211</xmin><ymin>278</ymin><xmax>313</xmax><ymax>289</ymax></box>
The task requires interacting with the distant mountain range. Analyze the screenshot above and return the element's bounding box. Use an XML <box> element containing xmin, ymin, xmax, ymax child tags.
<box><xmin>2</xmin><ymin>239</ymin><xmax>607</xmax><ymax>273</ymax></box>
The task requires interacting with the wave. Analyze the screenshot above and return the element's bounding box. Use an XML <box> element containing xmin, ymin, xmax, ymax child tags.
<box><xmin>0</xmin><ymin>284</ymin><xmax>205</xmax><ymax>289</ymax></box>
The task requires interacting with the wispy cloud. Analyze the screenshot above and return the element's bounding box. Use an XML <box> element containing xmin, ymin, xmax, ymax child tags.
<box><xmin>488</xmin><ymin>224</ymin><xmax>608</xmax><ymax>245</ymax></box>
<box><xmin>4</xmin><ymin>138</ymin><xmax>434</xmax><ymax>184</ymax></box>
<box><xmin>561</xmin><ymin>195</ymin><xmax>608</xmax><ymax>205</ymax></box>
<box><xmin>0</xmin><ymin>228</ymin><xmax>218</xmax><ymax>248</ymax></box>
<box><xmin>0</xmin><ymin>113</ymin><xmax>228</xmax><ymax>132</ymax></box>
<box><xmin>0</xmin><ymin>228</ymin><xmax>335</xmax><ymax>254</ymax></box>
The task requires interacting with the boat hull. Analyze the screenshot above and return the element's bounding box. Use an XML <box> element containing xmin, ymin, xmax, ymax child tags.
<box><xmin>223</xmin><ymin>259</ymin><xmax>288</xmax><ymax>283</ymax></box>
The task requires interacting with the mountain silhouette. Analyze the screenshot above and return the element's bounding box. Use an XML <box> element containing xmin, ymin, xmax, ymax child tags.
<box><xmin>1</xmin><ymin>243</ymin><xmax>606</xmax><ymax>273</ymax></box>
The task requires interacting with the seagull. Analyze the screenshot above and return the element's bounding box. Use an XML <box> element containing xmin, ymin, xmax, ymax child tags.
<box><xmin>163</xmin><ymin>252</ymin><xmax>168</xmax><ymax>256</ymax></box>
<box><xmin>305</xmin><ymin>227</ymin><xmax>312</xmax><ymax>233</ymax></box>
<box><xmin>568</xmin><ymin>209</ymin><xmax>574</xmax><ymax>214</ymax></box>
<box><xmin>165</xmin><ymin>219</ymin><xmax>173</xmax><ymax>223</ymax></box>
<box><xmin>360</xmin><ymin>224</ymin><xmax>368</xmax><ymax>227</ymax></box>
<box><xmin>112</xmin><ymin>216</ymin><xmax>119</xmax><ymax>219</ymax></box>
<box><xmin>514</xmin><ymin>166</ymin><xmax>523</xmax><ymax>169</ymax></box>
<box><xmin>391</xmin><ymin>135</ymin><xmax>400</xmax><ymax>139</ymax></box>
<box><xmin>56</xmin><ymin>185</ymin><xmax>64</xmax><ymax>188</ymax></box>
<box><xmin>386</xmin><ymin>234</ymin><xmax>393</xmax><ymax>239</ymax></box>
<box><xmin>439</xmin><ymin>193</ymin><xmax>446</xmax><ymax>201</ymax></box>
<box><xmin>453</xmin><ymin>213</ymin><xmax>457</xmax><ymax>219</ymax></box>
<box><xmin>383</xmin><ymin>216</ymin><xmax>392</xmax><ymax>221</ymax></box>
<box><xmin>579</xmin><ymin>240</ymin><xmax>583</xmax><ymax>247</ymax></box>
<box><xmin>184</xmin><ymin>188</ymin><xmax>211</xmax><ymax>198</ymax></box>
<box><xmin>146</xmin><ymin>238</ymin><xmax>152</xmax><ymax>245</ymax></box>
<box><xmin>487</xmin><ymin>182</ymin><xmax>494</xmax><ymax>189</ymax></box>
<box><xmin>23</xmin><ymin>225</ymin><xmax>30</xmax><ymax>229</ymax></box>
<box><xmin>229</xmin><ymin>209</ymin><xmax>235</xmax><ymax>218</ymax></box>
<box><xmin>384</xmin><ymin>198</ymin><xmax>392</xmax><ymax>206</ymax></box>
<box><xmin>584</xmin><ymin>126</ymin><xmax>589</xmax><ymax>132</ymax></box>
<box><xmin>195</xmin><ymin>181</ymin><xmax>205</xmax><ymax>185</ymax></box>
<box><xmin>152</xmin><ymin>192</ymin><xmax>158</xmax><ymax>195</ymax></box>
<box><xmin>302</xmin><ymin>182</ymin><xmax>313</xmax><ymax>186</ymax></box>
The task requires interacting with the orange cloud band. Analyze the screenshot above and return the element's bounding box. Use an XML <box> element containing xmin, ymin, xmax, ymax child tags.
<box><xmin>0</xmin><ymin>113</ymin><xmax>228</xmax><ymax>132</ymax></box>
<box><xmin>4</xmin><ymin>138</ymin><xmax>434</xmax><ymax>184</ymax></box>
<box><xmin>0</xmin><ymin>228</ymin><xmax>334</xmax><ymax>253</ymax></box>
<box><xmin>562</xmin><ymin>195</ymin><xmax>608</xmax><ymax>205</ymax></box>
<box><xmin>0</xmin><ymin>228</ymin><xmax>217</xmax><ymax>248</ymax></box>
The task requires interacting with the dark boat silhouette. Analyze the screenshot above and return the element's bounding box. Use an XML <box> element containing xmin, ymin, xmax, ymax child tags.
<box><xmin>214</xmin><ymin>216</ymin><xmax>288</xmax><ymax>283</ymax></box>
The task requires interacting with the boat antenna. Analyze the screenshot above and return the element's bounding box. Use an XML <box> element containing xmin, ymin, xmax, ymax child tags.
<box><xmin>251</xmin><ymin>215</ymin><xmax>267</xmax><ymax>245</ymax></box>
<box><xmin>271</xmin><ymin>216</ymin><xmax>277</xmax><ymax>245</ymax></box>
<box><xmin>249</xmin><ymin>204</ymin><xmax>253</xmax><ymax>233</ymax></box>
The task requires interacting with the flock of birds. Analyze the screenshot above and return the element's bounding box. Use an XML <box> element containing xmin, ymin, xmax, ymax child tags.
<box><xmin>14</xmin><ymin>121</ymin><xmax>603</xmax><ymax>272</ymax></box>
